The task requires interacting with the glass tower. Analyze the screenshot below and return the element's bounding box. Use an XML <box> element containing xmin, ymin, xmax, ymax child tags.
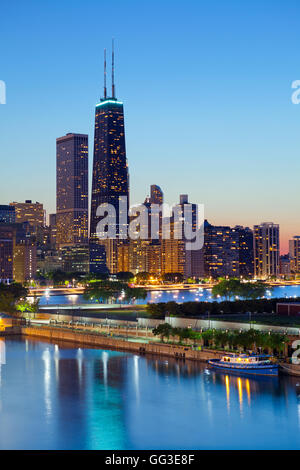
<box><xmin>90</xmin><ymin>48</ymin><xmax>129</xmax><ymax>273</ymax></box>
<box><xmin>56</xmin><ymin>133</ymin><xmax>89</xmax><ymax>247</ymax></box>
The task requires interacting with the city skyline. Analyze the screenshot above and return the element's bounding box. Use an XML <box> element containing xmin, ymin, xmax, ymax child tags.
<box><xmin>1</xmin><ymin>1</ymin><xmax>300</xmax><ymax>252</ymax></box>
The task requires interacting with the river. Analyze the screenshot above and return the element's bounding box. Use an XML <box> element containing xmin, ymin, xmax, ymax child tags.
<box><xmin>0</xmin><ymin>337</ymin><xmax>299</xmax><ymax>449</ymax></box>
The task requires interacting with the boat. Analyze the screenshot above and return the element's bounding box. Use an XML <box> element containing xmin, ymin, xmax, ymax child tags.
<box><xmin>208</xmin><ymin>353</ymin><xmax>278</xmax><ymax>376</ymax></box>
<box><xmin>279</xmin><ymin>362</ymin><xmax>300</xmax><ymax>376</ymax></box>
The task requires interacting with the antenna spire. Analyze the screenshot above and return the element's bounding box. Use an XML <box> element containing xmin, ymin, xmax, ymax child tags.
<box><xmin>112</xmin><ymin>38</ymin><xmax>115</xmax><ymax>98</ymax></box>
<box><xmin>104</xmin><ymin>48</ymin><xmax>107</xmax><ymax>99</ymax></box>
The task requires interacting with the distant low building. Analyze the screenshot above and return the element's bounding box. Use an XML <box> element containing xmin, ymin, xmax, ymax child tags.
<box><xmin>279</xmin><ymin>254</ymin><xmax>291</xmax><ymax>277</ymax></box>
<box><xmin>0</xmin><ymin>223</ymin><xmax>37</xmax><ymax>283</ymax></box>
<box><xmin>59</xmin><ymin>245</ymin><xmax>89</xmax><ymax>273</ymax></box>
<box><xmin>10</xmin><ymin>200</ymin><xmax>45</xmax><ymax>228</ymax></box>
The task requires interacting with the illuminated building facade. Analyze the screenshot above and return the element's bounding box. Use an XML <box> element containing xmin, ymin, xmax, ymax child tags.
<box><xmin>10</xmin><ymin>200</ymin><xmax>45</xmax><ymax>229</ymax></box>
<box><xmin>0</xmin><ymin>225</ymin><xmax>15</xmax><ymax>282</ymax></box>
<box><xmin>90</xmin><ymin>48</ymin><xmax>129</xmax><ymax>273</ymax></box>
<box><xmin>59</xmin><ymin>245</ymin><xmax>89</xmax><ymax>273</ymax></box>
<box><xmin>289</xmin><ymin>236</ymin><xmax>300</xmax><ymax>273</ymax></box>
<box><xmin>161</xmin><ymin>195</ymin><xmax>203</xmax><ymax>278</ymax></box>
<box><xmin>204</xmin><ymin>221</ymin><xmax>240</xmax><ymax>278</ymax></box>
<box><xmin>13</xmin><ymin>242</ymin><xmax>37</xmax><ymax>283</ymax></box>
<box><xmin>0</xmin><ymin>205</ymin><xmax>15</xmax><ymax>224</ymax></box>
<box><xmin>280</xmin><ymin>254</ymin><xmax>291</xmax><ymax>277</ymax></box>
<box><xmin>254</xmin><ymin>222</ymin><xmax>279</xmax><ymax>278</ymax></box>
<box><xmin>0</xmin><ymin>223</ymin><xmax>37</xmax><ymax>283</ymax></box>
<box><xmin>49</xmin><ymin>213</ymin><xmax>57</xmax><ymax>248</ymax></box>
<box><xmin>56</xmin><ymin>133</ymin><xmax>88</xmax><ymax>248</ymax></box>
<box><xmin>234</xmin><ymin>225</ymin><xmax>254</xmax><ymax>278</ymax></box>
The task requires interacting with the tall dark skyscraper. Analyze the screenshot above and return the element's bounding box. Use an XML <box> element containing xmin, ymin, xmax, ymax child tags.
<box><xmin>90</xmin><ymin>45</ymin><xmax>129</xmax><ymax>273</ymax></box>
<box><xmin>56</xmin><ymin>133</ymin><xmax>88</xmax><ymax>248</ymax></box>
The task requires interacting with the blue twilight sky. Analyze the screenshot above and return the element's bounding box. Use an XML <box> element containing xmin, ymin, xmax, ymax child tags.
<box><xmin>0</xmin><ymin>0</ymin><xmax>300</xmax><ymax>251</ymax></box>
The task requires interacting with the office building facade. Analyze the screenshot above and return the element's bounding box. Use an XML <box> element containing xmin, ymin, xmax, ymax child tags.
<box><xmin>56</xmin><ymin>133</ymin><xmax>89</xmax><ymax>247</ymax></box>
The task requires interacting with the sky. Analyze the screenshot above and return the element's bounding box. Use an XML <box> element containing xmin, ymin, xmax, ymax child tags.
<box><xmin>1</xmin><ymin>0</ymin><xmax>300</xmax><ymax>252</ymax></box>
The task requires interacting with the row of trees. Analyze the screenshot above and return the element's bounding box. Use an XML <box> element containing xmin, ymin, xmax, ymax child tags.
<box><xmin>83</xmin><ymin>281</ymin><xmax>147</xmax><ymax>304</ymax></box>
<box><xmin>39</xmin><ymin>270</ymin><xmax>188</xmax><ymax>287</ymax></box>
<box><xmin>212</xmin><ymin>278</ymin><xmax>270</xmax><ymax>300</ymax></box>
<box><xmin>146</xmin><ymin>297</ymin><xmax>298</xmax><ymax>317</ymax></box>
<box><xmin>152</xmin><ymin>323</ymin><xmax>288</xmax><ymax>354</ymax></box>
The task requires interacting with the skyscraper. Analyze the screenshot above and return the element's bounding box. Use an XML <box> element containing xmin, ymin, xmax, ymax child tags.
<box><xmin>289</xmin><ymin>236</ymin><xmax>300</xmax><ymax>273</ymax></box>
<box><xmin>234</xmin><ymin>225</ymin><xmax>254</xmax><ymax>278</ymax></box>
<box><xmin>204</xmin><ymin>221</ymin><xmax>240</xmax><ymax>278</ymax></box>
<box><xmin>90</xmin><ymin>45</ymin><xmax>129</xmax><ymax>273</ymax></box>
<box><xmin>254</xmin><ymin>222</ymin><xmax>279</xmax><ymax>279</ymax></box>
<box><xmin>56</xmin><ymin>133</ymin><xmax>88</xmax><ymax>248</ymax></box>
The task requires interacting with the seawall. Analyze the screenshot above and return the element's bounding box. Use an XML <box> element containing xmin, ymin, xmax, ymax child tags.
<box><xmin>20</xmin><ymin>326</ymin><xmax>223</xmax><ymax>362</ymax></box>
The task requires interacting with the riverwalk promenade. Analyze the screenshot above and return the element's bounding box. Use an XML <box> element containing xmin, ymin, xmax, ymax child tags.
<box><xmin>0</xmin><ymin>323</ymin><xmax>224</xmax><ymax>362</ymax></box>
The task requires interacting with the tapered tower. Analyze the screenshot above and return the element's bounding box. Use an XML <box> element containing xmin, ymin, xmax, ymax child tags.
<box><xmin>90</xmin><ymin>44</ymin><xmax>129</xmax><ymax>273</ymax></box>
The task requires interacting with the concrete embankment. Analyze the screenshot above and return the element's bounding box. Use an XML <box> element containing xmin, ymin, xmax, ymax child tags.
<box><xmin>20</xmin><ymin>326</ymin><xmax>223</xmax><ymax>362</ymax></box>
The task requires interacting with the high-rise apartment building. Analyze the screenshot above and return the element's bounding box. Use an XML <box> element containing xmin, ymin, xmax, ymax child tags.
<box><xmin>253</xmin><ymin>222</ymin><xmax>279</xmax><ymax>278</ymax></box>
<box><xmin>13</xmin><ymin>242</ymin><xmax>37</xmax><ymax>283</ymax></box>
<box><xmin>204</xmin><ymin>221</ymin><xmax>240</xmax><ymax>278</ymax></box>
<box><xmin>56</xmin><ymin>133</ymin><xmax>88</xmax><ymax>247</ymax></box>
<box><xmin>289</xmin><ymin>236</ymin><xmax>300</xmax><ymax>273</ymax></box>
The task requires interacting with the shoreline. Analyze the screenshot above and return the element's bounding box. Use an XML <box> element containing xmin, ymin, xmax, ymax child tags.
<box><xmin>3</xmin><ymin>325</ymin><xmax>298</xmax><ymax>375</ymax></box>
<box><xmin>16</xmin><ymin>325</ymin><xmax>223</xmax><ymax>363</ymax></box>
<box><xmin>26</xmin><ymin>281</ymin><xmax>300</xmax><ymax>300</ymax></box>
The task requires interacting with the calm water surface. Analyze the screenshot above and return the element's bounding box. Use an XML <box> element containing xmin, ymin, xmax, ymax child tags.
<box><xmin>0</xmin><ymin>337</ymin><xmax>300</xmax><ymax>450</ymax></box>
<box><xmin>38</xmin><ymin>284</ymin><xmax>300</xmax><ymax>307</ymax></box>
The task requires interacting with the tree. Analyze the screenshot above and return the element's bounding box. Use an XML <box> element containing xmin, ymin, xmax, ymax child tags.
<box><xmin>161</xmin><ymin>273</ymin><xmax>184</xmax><ymax>284</ymax></box>
<box><xmin>83</xmin><ymin>281</ymin><xmax>121</xmax><ymax>303</ymax></box>
<box><xmin>16</xmin><ymin>298</ymin><xmax>40</xmax><ymax>316</ymax></box>
<box><xmin>212</xmin><ymin>278</ymin><xmax>241</xmax><ymax>300</ymax></box>
<box><xmin>135</xmin><ymin>272</ymin><xmax>151</xmax><ymax>284</ymax></box>
<box><xmin>202</xmin><ymin>329</ymin><xmax>215</xmax><ymax>347</ymax></box>
<box><xmin>238</xmin><ymin>282</ymin><xmax>270</xmax><ymax>300</ymax></box>
<box><xmin>117</xmin><ymin>271</ymin><xmax>134</xmax><ymax>282</ymax></box>
<box><xmin>83</xmin><ymin>272</ymin><xmax>109</xmax><ymax>283</ymax></box>
<box><xmin>83</xmin><ymin>280</ymin><xmax>147</xmax><ymax>305</ymax></box>
<box><xmin>124</xmin><ymin>286</ymin><xmax>147</xmax><ymax>303</ymax></box>
<box><xmin>153</xmin><ymin>323</ymin><xmax>173</xmax><ymax>342</ymax></box>
<box><xmin>0</xmin><ymin>282</ymin><xmax>28</xmax><ymax>300</ymax></box>
<box><xmin>49</xmin><ymin>270</ymin><xmax>68</xmax><ymax>286</ymax></box>
<box><xmin>212</xmin><ymin>278</ymin><xmax>269</xmax><ymax>301</ymax></box>
<box><xmin>0</xmin><ymin>293</ymin><xmax>18</xmax><ymax>315</ymax></box>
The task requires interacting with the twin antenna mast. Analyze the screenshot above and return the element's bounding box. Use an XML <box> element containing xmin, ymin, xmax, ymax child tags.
<box><xmin>103</xmin><ymin>39</ymin><xmax>116</xmax><ymax>99</ymax></box>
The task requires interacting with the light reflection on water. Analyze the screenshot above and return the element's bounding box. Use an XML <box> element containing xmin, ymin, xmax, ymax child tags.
<box><xmin>37</xmin><ymin>284</ymin><xmax>300</xmax><ymax>307</ymax></box>
<box><xmin>0</xmin><ymin>338</ymin><xmax>300</xmax><ymax>449</ymax></box>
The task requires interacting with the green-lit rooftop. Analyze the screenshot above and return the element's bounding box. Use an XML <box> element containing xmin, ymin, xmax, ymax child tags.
<box><xmin>96</xmin><ymin>98</ymin><xmax>123</xmax><ymax>107</ymax></box>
